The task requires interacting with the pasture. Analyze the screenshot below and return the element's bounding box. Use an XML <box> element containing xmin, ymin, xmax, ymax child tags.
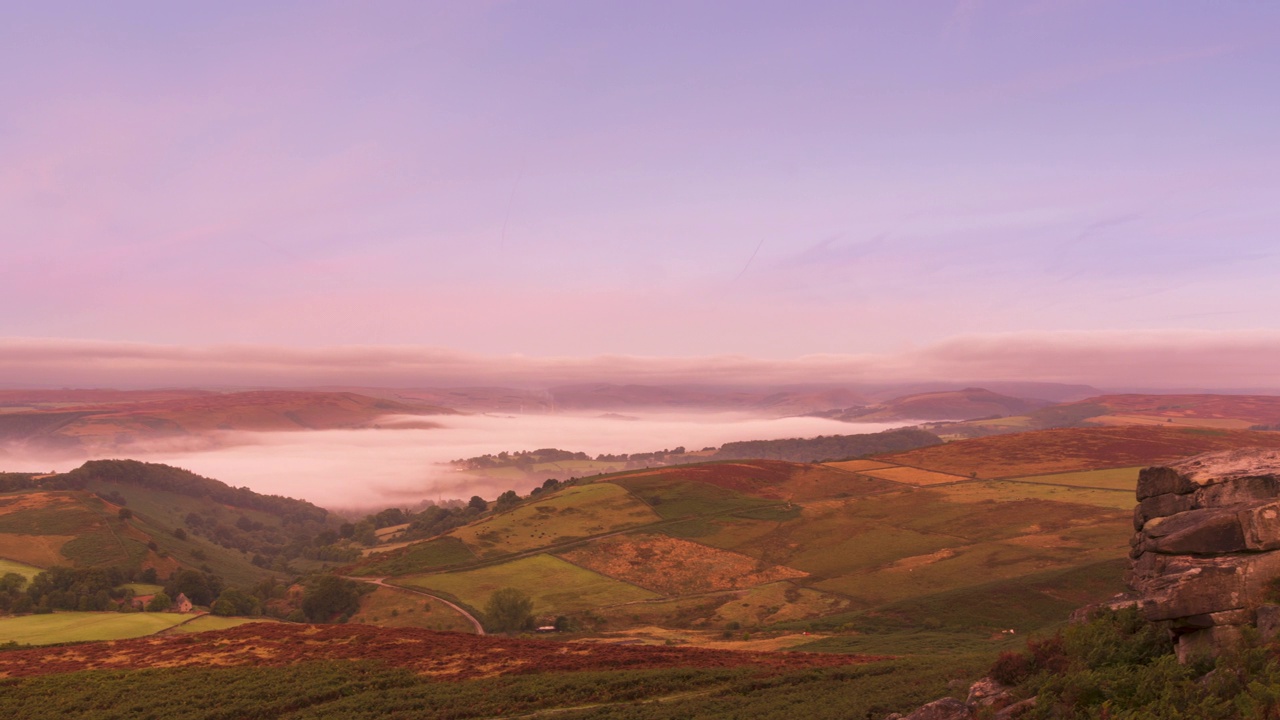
<box><xmin>400</xmin><ymin>554</ymin><xmax>656</xmax><ymax>615</ymax></box>
<box><xmin>1004</xmin><ymin>466</ymin><xmax>1142</xmax><ymax>492</ymax></box>
<box><xmin>0</xmin><ymin>612</ymin><xmax>190</xmax><ymax>645</ymax></box>
<box><xmin>348</xmin><ymin>586</ymin><xmax>475</xmax><ymax>633</ymax></box>
<box><xmin>0</xmin><ymin>558</ymin><xmax>42</xmax><ymax>582</ymax></box>
<box><xmin>120</xmin><ymin>583</ymin><xmax>165</xmax><ymax>595</ymax></box>
<box><xmin>823</xmin><ymin>459</ymin><xmax>895</xmax><ymax>473</ymax></box>
<box><xmin>878</xmin><ymin>425</ymin><xmax>1280</xmax><ymax>478</ymax></box>
<box><xmin>935</xmin><ymin>479</ymin><xmax>1135</xmax><ymax>510</ymax></box>
<box><xmin>357</xmin><ymin>536</ymin><xmax>477</xmax><ymax>576</ymax></box>
<box><xmin>172</xmin><ymin>616</ymin><xmax>275</xmax><ymax>633</ymax></box>
<box><xmin>0</xmin><ymin>534</ymin><xmax>75</xmax><ymax>567</ymax></box>
<box><xmin>1090</xmin><ymin>414</ymin><xmax>1254</xmax><ymax>429</ymax></box>
<box><xmin>558</xmin><ymin>533</ymin><xmax>805</xmax><ymax>596</ymax></box>
<box><xmin>854</xmin><ymin>465</ymin><xmax>970</xmax><ymax>486</ymax></box>
<box><xmin>451</xmin><ymin>483</ymin><xmax>660</xmax><ymax>557</ymax></box>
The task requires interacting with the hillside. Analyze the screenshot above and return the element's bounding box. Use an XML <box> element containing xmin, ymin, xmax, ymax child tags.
<box><xmin>816</xmin><ymin>387</ymin><xmax>1051</xmax><ymax>422</ymax></box>
<box><xmin>0</xmin><ymin>390</ymin><xmax>456</xmax><ymax>450</ymax></box>
<box><xmin>878</xmin><ymin>425</ymin><xmax>1280</xmax><ymax>479</ymax></box>
<box><xmin>1069</xmin><ymin>392</ymin><xmax>1280</xmax><ymax>428</ymax></box>
<box><xmin>0</xmin><ymin>460</ymin><xmax>341</xmax><ymax>588</ymax></box>
<box><xmin>349</xmin><ymin>455</ymin><xmax>1134</xmax><ymax>657</ymax></box>
<box><xmin>711</xmin><ymin>427</ymin><xmax>941</xmax><ymax>462</ymax></box>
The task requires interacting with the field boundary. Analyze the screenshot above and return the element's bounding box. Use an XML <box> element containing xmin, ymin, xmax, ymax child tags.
<box><xmin>347</xmin><ymin>576</ymin><xmax>485</xmax><ymax>635</ymax></box>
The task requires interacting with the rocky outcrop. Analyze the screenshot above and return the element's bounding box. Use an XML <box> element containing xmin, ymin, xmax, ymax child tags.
<box><xmin>1127</xmin><ymin>448</ymin><xmax>1280</xmax><ymax>662</ymax></box>
<box><xmin>885</xmin><ymin>678</ymin><xmax>1032</xmax><ymax>720</ymax></box>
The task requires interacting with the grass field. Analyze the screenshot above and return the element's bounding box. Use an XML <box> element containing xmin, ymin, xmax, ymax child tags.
<box><xmin>348</xmin><ymin>586</ymin><xmax>475</xmax><ymax>633</ymax></box>
<box><xmin>1089</xmin><ymin>414</ymin><xmax>1254</xmax><ymax>429</ymax></box>
<box><xmin>709</xmin><ymin>581</ymin><xmax>851</xmax><ymax>627</ymax></box>
<box><xmin>1004</xmin><ymin>466</ymin><xmax>1142</xmax><ymax>492</ymax></box>
<box><xmin>822</xmin><ymin>459</ymin><xmax>896</xmax><ymax>472</ymax></box>
<box><xmin>171</xmin><ymin>616</ymin><xmax>276</xmax><ymax>634</ymax></box>
<box><xmin>356</xmin><ymin>536</ymin><xmax>477</xmax><ymax>576</ymax></box>
<box><xmin>374</xmin><ymin>523</ymin><xmax>409</xmax><ymax>541</ymax></box>
<box><xmin>966</xmin><ymin>416</ymin><xmax>1035</xmax><ymax>429</ymax></box>
<box><xmin>369</xmin><ymin>456</ymin><xmax>1136</xmax><ymax>641</ymax></box>
<box><xmin>0</xmin><ymin>612</ymin><xmax>191</xmax><ymax>645</ymax></box>
<box><xmin>400</xmin><ymin>554</ymin><xmax>657</xmax><ymax>616</ymax></box>
<box><xmin>878</xmin><ymin>425</ymin><xmax>1280</xmax><ymax>478</ymax></box>
<box><xmin>451</xmin><ymin>483</ymin><xmax>660</xmax><ymax>557</ymax></box>
<box><xmin>0</xmin><ymin>558</ymin><xmax>42</xmax><ymax>582</ymax></box>
<box><xmin>120</xmin><ymin>583</ymin><xmax>165</xmax><ymax>595</ymax></box>
<box><xmin>934</xmin><ymin>479</ymin><xmax>1135</xmax><ymax>510</ymax></box>
<box><xmin>0</xmin><ymin>534</ymin><xmax>75</xmax><ymax>567</ymax></box>
<box><xmin>855</xmin><ymin>465</ymin><xmax>970</xmax><ymax>486</ymax></box>
<box><xmin>558</xmin><ymin>533</ymin><xmax>805</xmax><ymax>596</ymax></box>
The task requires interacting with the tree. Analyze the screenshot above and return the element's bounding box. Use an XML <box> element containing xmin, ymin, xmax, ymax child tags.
<box><xmin>147</xmin><ymin>592</ymin><xmax>172</xmax><ymax>612</ymax></box>
<box><xmin>212</xmin><ymin>588</ymin><xmax>261</xmax><ymax>617</ymax></box>
<box><xmin>468</xmin><ymin>496</ymin><xmax>488</xmax><ymax>512</ymax></box>
<box><xmin>117</xmin><ymin>508</ymin><xmax>133</xmax><ymax>520</ymax></box>
<box><xmin>484</xmin><ymin>588</ymin><xmax>533</xmax><ymax>633</ymax></box>
<box><xmin>301</xmin><ymin>576</ymin><xmax>362</xmax><ymax>622</ymax></box>
<box><xmin>495</xmin><ymin>490</ymin><xmax>520</xmax><ymax>510</ymax></box>
<box><xmin>165</xmin><ymin>569</ymin><xmax>222</xmax><ymax>606</ymax></box>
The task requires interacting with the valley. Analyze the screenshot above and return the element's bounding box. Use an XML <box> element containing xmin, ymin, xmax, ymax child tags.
<box><xmin>2</xmin><ymin>388</ymin><xmax>1280</xmax><ymax>717</ymax></box>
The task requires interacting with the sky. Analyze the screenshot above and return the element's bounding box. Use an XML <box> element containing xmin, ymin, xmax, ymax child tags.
<box><xmin>3</xmin><ymin>1</ymin><xmax>1279</xmax><ymax>387</ymax></box>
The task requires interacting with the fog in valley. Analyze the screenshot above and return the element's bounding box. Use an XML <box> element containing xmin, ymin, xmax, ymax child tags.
<box><xmin>0</xmin><ymin>412</ymin><xmax>911</xmax><ymax>509</ymax></box>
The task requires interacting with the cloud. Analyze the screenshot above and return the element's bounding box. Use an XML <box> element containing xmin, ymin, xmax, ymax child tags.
<box><xmin>0</xmin><ymin>413</ymin><xmax>907</xmax><ymax>508</ymax></box>
<box><xmin>1</xmin><ymin>331</ymin><xmax>1279</xmax><ymax>391</ymax></box>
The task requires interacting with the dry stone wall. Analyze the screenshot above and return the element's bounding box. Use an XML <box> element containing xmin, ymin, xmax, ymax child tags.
<box><xmin>1128</xmin><ymin>448</ymin><xmax>1280</xmax><ymax>661</ymax></box>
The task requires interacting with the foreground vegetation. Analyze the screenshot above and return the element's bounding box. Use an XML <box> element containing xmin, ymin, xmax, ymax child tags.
<box><xmin>981</xmin><ymin>607</ymin><xmax>1280</xmax><ymax>719</ymax></box>
<box><xmin>0</xmin><ymin>655</ymin><xmax>988</xmax><ymax>720</ymax></box>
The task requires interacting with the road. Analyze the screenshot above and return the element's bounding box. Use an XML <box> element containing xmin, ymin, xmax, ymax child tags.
<box><xmin>344</xmin><ymin>576</ymin><xmax>485</xmax><ymax>635</ymax></box>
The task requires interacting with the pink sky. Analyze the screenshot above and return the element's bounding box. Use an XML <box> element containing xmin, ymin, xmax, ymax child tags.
<box><xmin>2</xmin><ymin>2</ymin><xmax>1278</xmax><ymax>386</ymax></box>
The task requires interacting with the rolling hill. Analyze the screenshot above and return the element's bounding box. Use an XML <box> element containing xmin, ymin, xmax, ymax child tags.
<box><xmin>0</xmin><ymin>459</ymin><xmax>341</xmax><ymax>588</ymax></box>
<box><xmin>1066</xmin><ymin>393</ymin><xmax>1280</xmax><ymax>428</ymax></box>
<box><xmin>348</xmin><ymin>455</ymin><xmax>1135</xmax><ymax>655</ymax></box>
<box><xmin>0</xmin><ymin>390</ymin><xmax>457</xmax><ymax>451</ymax></box>
<box><xmin>878</xmin><ymin>424</ymin><xmax>1280</xmax><ymax>479</ymax></box>
<box><xmin>814</xmin><ymin>387</ymin><xmax>1051</xmax><ymax>422</ymax></box>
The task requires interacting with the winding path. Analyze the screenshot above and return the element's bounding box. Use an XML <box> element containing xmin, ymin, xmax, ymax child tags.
<box><xmin>344</xmin><ymin>576</ymin><xmax>485</xmax><ymax>635</ymax></box>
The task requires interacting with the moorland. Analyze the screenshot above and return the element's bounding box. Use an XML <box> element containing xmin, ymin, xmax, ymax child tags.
<box><xmin>3</xmin><ymin>387</ymin><xmax>1280</xmax><ymax>717</ymax></box>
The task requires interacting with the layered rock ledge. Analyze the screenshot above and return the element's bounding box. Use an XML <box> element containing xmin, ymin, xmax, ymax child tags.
<box><xmin>1127</xmin><ymin>448</ymin><xmax>1280</xmax><ymax>661</ymax></box>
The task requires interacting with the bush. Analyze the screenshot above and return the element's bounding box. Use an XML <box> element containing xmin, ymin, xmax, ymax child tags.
<box><xmin>484</xmin><ymin>588</ymin><xmax>534</xmax><ymax>633</ymax></box>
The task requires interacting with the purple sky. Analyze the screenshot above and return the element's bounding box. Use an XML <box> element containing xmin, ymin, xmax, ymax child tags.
<box><xmin>3</xmin><ymin>1</ymin><xmax>1279</xmax><ymax>386</ymax></box>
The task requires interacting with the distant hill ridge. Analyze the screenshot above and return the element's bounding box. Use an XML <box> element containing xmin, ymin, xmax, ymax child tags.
<box><xmin>50</xmin><ymin>459</ymin><xmax>329</xmax><ymax>524</ymax></box>
<box><xmin>813</xmin><ymin>387</ymin><xmax>1050</xmax><ymax>422</ymax></box>
<box><xmin>0</xmin><ymin>390</ymin><xmax>457</xmax><ymax>449</ymax></box>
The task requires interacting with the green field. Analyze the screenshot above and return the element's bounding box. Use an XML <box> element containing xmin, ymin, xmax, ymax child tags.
<box><xmin>0</xmin><ymin>612</ymin><xmax>191</xmax><ymax>645</ymax></box>
<box><xmin>609</xmin><ymin>475</ymin><xmax>775</xmax><ymax>520</ymax></box>
<box><xmin>451</xmin><ymin>483</ymin><xmax>660</xmax><ymax>557</ymax></box>
<box><xmin>355</xmin><ymin>536</ymin><xmax>477</xmax><ymax>576</ymax></box>
<box><xmin>1004</xmin><ymin>466</ymin><xmax>1142</xmax><ymax>492</ymax></box>
<box><xmin>400</xmin><ymin>554</ymin><xmax>657</xmax><ymax>616</ymax></box>
<box><xmin>638</xmin><ymin>481</ymin><xmax>1132</xmax><ymax>617</ymax></box>
<box><xmin>935</xmin><ymin>479</ymin><xmax>1136</xmax><ymax>509</ymax></box>
<box><xmin>172</xmin><ymin>616</ymin><xmax>275</xmax><ymax>634</ymax></box>
<box><xmin>0</xmin><ymin>558</ymin><xmax>43</xmax><ymax>582</ymax></box>
<box><xmin>120</xmin><ymin>583</ymin><xmax>165</xmax><ymax>595</ymax></box>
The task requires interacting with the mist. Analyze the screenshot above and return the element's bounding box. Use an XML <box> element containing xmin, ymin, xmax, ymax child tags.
<box><xmin>0</xmin><ymin>412</ymin><xmax>912</xmax><ymax>509</ymax></box>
